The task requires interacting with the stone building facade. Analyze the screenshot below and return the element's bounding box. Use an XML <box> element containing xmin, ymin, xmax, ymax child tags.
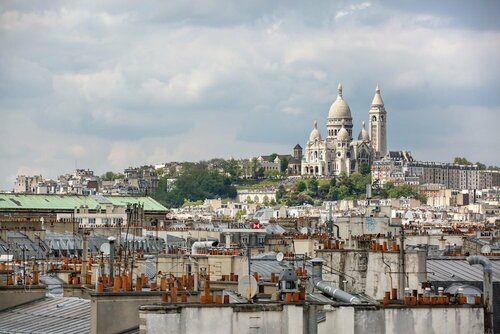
<box><xmin>301</xmin><ymin>84</ymin><xmax>387</xmax><ymax>176</ymax></box>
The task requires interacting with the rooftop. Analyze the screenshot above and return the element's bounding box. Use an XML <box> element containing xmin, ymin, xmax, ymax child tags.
<box><xmin>427</xmin><ymin>258</ymin><xmax>500</xmax><ymax>282</ymax></box>
<box><xmin>0</xmin><ymin>296</ymin><xmax>90</xmax><ymax>334</ymax></box>
<box><xmin>0</xmin><ymin>194</ymin><xmax>167</xmax><ymax>212</ymax></box>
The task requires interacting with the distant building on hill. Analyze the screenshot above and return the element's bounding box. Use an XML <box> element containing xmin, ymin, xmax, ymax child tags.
<box><xmin>301</xmin><ymin>84</ymin><xmax>387</xmax><ymax>177</ymax></box>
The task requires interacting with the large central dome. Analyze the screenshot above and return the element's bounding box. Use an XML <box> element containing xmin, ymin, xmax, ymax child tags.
<box><xmin>328</xmin><ymin>83</ymin><xmax>352</xmax><ymax>119</ymax></box>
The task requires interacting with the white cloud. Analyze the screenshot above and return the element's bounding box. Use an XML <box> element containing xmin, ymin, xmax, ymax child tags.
<box><xmin>335</xmin><ymin>2</ymin><xmax>371</xmax><ymax>19</ymax></box>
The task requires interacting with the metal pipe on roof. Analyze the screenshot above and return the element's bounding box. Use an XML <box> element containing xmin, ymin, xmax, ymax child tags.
<box><xmin>466</xmin><ymin>255</ymin><xmax>492</xmax><ymax>273</ymax></box>
<box><xmin>81</xmin><ymin>230</ymin><xmax>89</xmax><ymax>281</ymax></box>
<box><xmin>466</xmin><ymin>255</ymin><xmax>493</xmax><ymax>334</ymax></box>
<box><xmin>108</xmin><ymin>237</ymin><xmax>115</xmax><ymax>282</ymax></box>
<box><xmin>311</xmin><ymin>258</ymin><xmax>361</xmax><ymax>304</ymax></box>
<box><xmin>306</xmin><ymin>302</ymin><xmax>318</xmax><ymax>334</ymax></box>
<box><xmin>191</xmin><ymin>241</ymin><xmax>219</xmax><ymax>255</ymax></box>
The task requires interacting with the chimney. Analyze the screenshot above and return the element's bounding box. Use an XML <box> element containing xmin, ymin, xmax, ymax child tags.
<box><xmin>108</xmin><ymin>237</ymin><xmax>115</xmax><ymax>281</ymax></box>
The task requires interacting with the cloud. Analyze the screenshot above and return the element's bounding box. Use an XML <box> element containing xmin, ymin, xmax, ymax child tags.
<box><xmin>0</xmin><ymin>1</ymin><xmax>499</xmax><ymax>189</ymax></box>
<box><xmin>335</xmin><ymin>2</ymin><xmax>372</xmax><ymax>20</ymax></box>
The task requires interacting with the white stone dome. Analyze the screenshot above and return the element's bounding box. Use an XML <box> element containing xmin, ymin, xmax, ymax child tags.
<box><xmin>337</xmin><ymin>126</ymin><xmax>350</xmax><ymax>141</ymax></box>
<box><xmin>358</xmin><ymin>121</ymin><xmax>370</xmax><ymax>141</ymax></box>
<box><xmin>328</xmin><ymin>83</ymin><xmax>352</xmax><ymax>119</ymax></box>
<box><xmin>309</xmin><ymin>121</ymin><xmax>321</xmax><ymax>141</ymax></box>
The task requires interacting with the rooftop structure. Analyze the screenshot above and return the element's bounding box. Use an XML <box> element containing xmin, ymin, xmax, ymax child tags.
<box><xmin>0</xmin><ymin>194</ymin><xmax>167</xmax><ymax>212</ymax></box>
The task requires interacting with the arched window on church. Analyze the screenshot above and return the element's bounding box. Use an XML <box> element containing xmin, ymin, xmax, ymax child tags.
<box><xmin>314</xmin><ymin>151</ymin><xmax>318</xmax><ymax>159</ymax></box>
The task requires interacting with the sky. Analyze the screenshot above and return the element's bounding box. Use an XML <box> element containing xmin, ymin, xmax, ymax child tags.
<box><xmin>1</xmin><ymin>1</ymin><xmax>499</xmax><ymax>190</ymax></box>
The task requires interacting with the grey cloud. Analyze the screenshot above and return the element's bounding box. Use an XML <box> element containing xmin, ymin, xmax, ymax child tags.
<box><xmin>1</xmin><ymin>1</ymin><xmax>499</xmax><ymax>190</ymax></box>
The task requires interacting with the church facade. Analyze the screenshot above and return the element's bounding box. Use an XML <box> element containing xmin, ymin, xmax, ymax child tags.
<box><xmin>301</xmin><ymin>83</ymin><xmax>388</xmax><ymax>176</ymax></box>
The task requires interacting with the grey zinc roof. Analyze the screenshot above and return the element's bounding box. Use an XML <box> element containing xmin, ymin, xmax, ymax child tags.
<box><xmin>0</xmin><ymin>231</ymin><xmax>49</xmax><ymax>259</ymax></box>
<box><xmin>0</xmin><ymin>297</ymin><xmax>90</xmax><ymax>334</ymax></box>
<box><xmin>427</xmin><ymin>258</ymin><xmax>500</xmax><ymax>282</ymax></box>
<box><xmin>250</xmin><ymin>257</ymin><xmax>309</xmax><ymax>282</ymax></box>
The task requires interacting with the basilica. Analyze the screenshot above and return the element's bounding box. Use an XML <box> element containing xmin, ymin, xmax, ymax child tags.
<box><xmin>301</xmin><ymin>83</ymin><xmax>388</xmax><ymax>176</ymax></box>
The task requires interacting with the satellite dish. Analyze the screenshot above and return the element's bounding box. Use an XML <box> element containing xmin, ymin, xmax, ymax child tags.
<box><xmin>100</xmin><ymin>243</ymin><xmax>110</xmax><ymax>255</ymax></box>
<box><xmin>238</xmin><ymin>275</ymin><xmax>258</xmax><ymax>299</ymax></box>
<box><xmin>276</xmin><ymin>252</ymin><xmax>284</xmax><ymax>262</ymax></box>
<box><xmin>481</xmin><ymin>245</ymin><xmax>492</xmax><ymax>254</ymax></box>
<box><xmin>300</xmin><ymin>227</ymin><xmax>309</xmax><ymax>234</ymax></box>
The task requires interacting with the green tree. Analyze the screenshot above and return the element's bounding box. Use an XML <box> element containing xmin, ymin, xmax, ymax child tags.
<box><xmin>330</xmin><ymin>177</ymin><xmax>337</xmax><ymax>187</ymax></box>
<box><xmin>476</xmin><ymin>162</ymin><xmax>486</xmax><ymax>170</ymax></box>
<box><xmin>454</xmin><ymin>157</ymin><xmax>472</xmax><ymax>165</ymax></box>
<box><xmin>280</xmin><ymin>157</ymin><xmax>289</xmax><ymax>173</ymax></box>
<box><xmin>308</xmin><ymin>177</ymin><xmax>319</xmax><ymax>195</ymax></box>
<box><xmin>264</xmin><ymin>170</ymin><xmax>281</xmax><ymax>178</ymax></box>
<box><xmin>251</xmin><ymin>158</ymin><xmax>264</xmax><ymax>179</ymax></box>
<box><xmin>268</xmin><ymin>153</ymin><xmax>278</xmax><ymax>162</ymax></box>
<box><xmin>336</xmin><ymin>172</ymin><xmax>349</xmax><ymax>187</ymax></box>
<box><xmin>349</xmin><ymin>172</ymin><xmax>371</xmax><ymax>197</ymax></box>
<box><xmin>338</xmin><ymin>185</ymin><xmax>350</xmax><ymax>199</ymax></box>
<box><xmin>276</xmin><ymin>185</ymin><xmax>287</xmax><ymax>202</ymax></box>
<box><xmin>296</xmin><ymin>180</ymin><xmax>307</xmax><ymax>192</ymax></box>
<box><xmin>318</xmin><ymin>184</ymin><xmax>330</xmax><ymax>199</ymax></box>
<box><xmin>101</xmin><ymin>171</ymin><xmax>124</xmax><ymax>181</ymax></box>
<box><xmin>153</xmin><ymin>163</ymin><xmax>237</xmax><ymax>207</ymax></box>
<box><xmin>384</xmin><ymin>181</ymin><xmax>395</xmax><ymax>192</ymax></box>
<box><xmin>221</xmin><ymin>159</ymin><xmax>241</xmax><ymax>180</ymax></box>
<box><xmin>327</xmin><ymin>187</ymin><xmax>340</xmax><ymax>201</ymax></box>
<box><xmin>236</xmin><ymin>209</ymin><xmax>247</xmax><ymax>220</ymax></box>
<box><xmin>297</xmin><ymin>193</ymin><xmax>314</xmax><ymax>205</ymax></box>
<box><xmin>359</xmin><ymin>162</ymin><xmax>371</xmax><ymax>176</ymax></box>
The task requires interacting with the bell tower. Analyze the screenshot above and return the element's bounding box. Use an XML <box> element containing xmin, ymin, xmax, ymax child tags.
<box><xmin>368</xmin><ymin>85</ymin><xmax>387</xmax><ymax>158</ymax></box>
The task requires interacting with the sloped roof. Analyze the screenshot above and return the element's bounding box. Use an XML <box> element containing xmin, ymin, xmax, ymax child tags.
<box><xmin>0</xmin><ymin>194</ymin><xmax>101</xmax><ymax>210</ymax></box>
<box><xmin>427</xmin><ymin>258</ymin><xmax>500</xmax><ymax>282</ymax></box>
<box><xmin>0</xmin><ymin>194</ymin><xmax>167</xmax><ymax>212</ymax></box>
<box><xmin>0</xmin><ymin>297</ymin><xmax>90</xmax><ymax>334</ymax></box>
<box><xmin>103</xmin><ymin>195</ymin><xmax>167</xmax><ymax>212</ymax></box>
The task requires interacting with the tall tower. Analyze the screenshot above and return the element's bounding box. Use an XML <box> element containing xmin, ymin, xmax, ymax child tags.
<box><xmin>327</xmin><ymin>83</ymin><xmax>353</xmax><ymax>142</ymax></box>
<box><xmin>293</xmin><ymin>144</ymin><xmax>303</xmax><ymax>161</ymax></box>
<box><xmin>368</xmin><ymin>85</ymin><xmax>387</xmax><ymax>158</ymax></box>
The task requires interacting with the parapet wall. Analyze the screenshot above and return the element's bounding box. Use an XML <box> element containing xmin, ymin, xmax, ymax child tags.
<box><xmin>139</xmin><ymin>303</ymin><xmax>484</xmax><ymax>334</ymax></box>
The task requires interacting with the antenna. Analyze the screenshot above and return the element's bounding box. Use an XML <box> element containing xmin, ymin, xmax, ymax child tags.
<box><xmin>238</xmin><ymin>275</ymin><xmax>258</xmax><ymax>299</ymax></box>
<box><xmin>481</xmin><ymin>245</ymin><xmax>492</xmax><ymax>254</ymax></box>
<box><xmin>100</xmin><ymin>243</ymin><xmax>110</xmax><ymax>255</ymax></box>
<box><xmin>276</xmin><ymin>252</ymin><xmax>284</xmax><ymax>262</ymax></box>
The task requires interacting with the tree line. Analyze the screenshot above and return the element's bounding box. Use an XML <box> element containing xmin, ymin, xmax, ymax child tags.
<box><xmin>453</xmin><ymin>157</ymin><xmax>499</xmax><ymax>171</ymax></box>
<box><xmin>148</xmin><ymin>160</ymin><xmax>426</xmax><ymax>208</ymax></box>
